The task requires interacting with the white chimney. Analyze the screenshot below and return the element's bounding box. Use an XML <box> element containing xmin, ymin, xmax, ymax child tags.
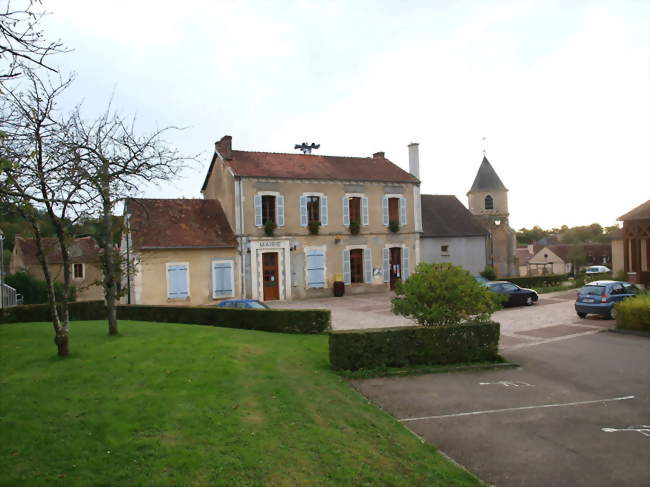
<box><xmin>408</xmin><ymin>142</ymin><xmax>420</xmax><ymax>179</ymax></box>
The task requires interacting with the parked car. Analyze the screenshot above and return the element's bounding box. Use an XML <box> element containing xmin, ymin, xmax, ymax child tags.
<box><xmin>575</xmin><ymin>280</ymin><xmax>640</xmax><ymax>319</ymax></box>
<box><xmin>474</xmin><ymin>275</ymin><xmax>489</xmax><ymax>284</ymax></box>
<box><xmin>584</xmin><ymin>265</ymin><xmax>611</xmax><ymax>274</ymax></box>
<box><xmin>216</xmin><ymin>299</ymin><xmax>269</xmax><ymax>310</ymax></box>
<box><xmin>485</xmin><ymin>281</ymin><xmax>539</xmax><ymax>306</ymax></box>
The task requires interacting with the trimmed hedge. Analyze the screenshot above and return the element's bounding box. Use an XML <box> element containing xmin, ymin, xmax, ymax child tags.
<box><xmin>505</xmin><ymin>274</ymin><xmax>569</xmax><ymax>288</ymax></box>
<box><xmin>329</xmin><ymin>321</ymin><xmax>500</xmax><ymax>371</ymax></box>
<box><xmin>616</xmin><ymin>295</ymin><xmax>650</xmax><ymax>332</ymax></box>
<box><xmin>0</xmin><ymin>300</ymin><xmax>105</xmax><ymax>324</ymax></box>
<box><xmin>116</xmin><ymin>305</ymin><xmax>330</xmax><ymax>334</ymax></box>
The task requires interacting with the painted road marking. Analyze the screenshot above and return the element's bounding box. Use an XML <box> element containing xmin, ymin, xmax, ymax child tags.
<box><xmin>602</xmin><ymin>426</ymin><xmax>650</xmax><ymax>437</ymax></box>
<box><xmin>398</xmin><ymin>395</ymin><xmax>635</xmax><ymax>423</ymax></box>
<box><xmin>479</xmin><ymin>381</ymin><xmax>534</xmax><ymax>388</ymax></box>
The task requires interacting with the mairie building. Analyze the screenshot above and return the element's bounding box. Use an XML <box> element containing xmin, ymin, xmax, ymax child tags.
<box><xmin>123</xmin><ymin>136</ymin><xmax>423</xmax><ymax>304</ymax></box>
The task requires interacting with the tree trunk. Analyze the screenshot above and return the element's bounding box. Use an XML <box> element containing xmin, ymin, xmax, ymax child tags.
<box><xmin>101</xmin><ymin>174</ymin><xmax>119</xmax><ymax>336</ymax></box>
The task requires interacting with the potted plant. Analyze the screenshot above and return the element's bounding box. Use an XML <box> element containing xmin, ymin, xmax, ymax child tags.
<box><xmin>264</xmin><ymin>220</ymin><xmax>276</xmax><ymax>236</ymax></box>
<box><xmin>389</xmin><ymin>219</ymin><xmax>400</xmax><ymax>233</ymax></box>
<box><xmin>308</xmin><ymin>220</ymin><xmax>321</xmax><ymax>235</ymax></box>
<box><xmin>349</xmin><ymin>220</ymin><xmax>360</xmax><ymax>235</ymax></box>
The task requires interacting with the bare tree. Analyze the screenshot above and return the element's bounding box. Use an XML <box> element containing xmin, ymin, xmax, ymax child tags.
<box><xmin>0</xmin><ymin>69</ymin><xmax>81</xmax><ymax>356</ymax></box>
<box><xmin>0</xmin><ymin>0</ymin><xmax>67</xmax><ymax>82</ymax></box>
<box><xmin>64</xmin><ymin>105</ymin><xmax>196</xmax><ymax>335</ymax></box>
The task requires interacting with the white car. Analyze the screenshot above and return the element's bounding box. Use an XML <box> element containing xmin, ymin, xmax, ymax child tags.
<box><xmin>584</xmin><ymin>265</ymin><xmax>610</xmax><ymax>274</ymax></box>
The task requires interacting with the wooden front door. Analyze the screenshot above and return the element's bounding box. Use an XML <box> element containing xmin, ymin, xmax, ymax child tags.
<box><xmin>262</xmin><ymin>252</ymin><xmax>280</xmax><ymax>301</ymax></box>
<box><xmin>389</xmin><ymin>247</ymin><xmax>401</xmax><ymax>290</ymax></box>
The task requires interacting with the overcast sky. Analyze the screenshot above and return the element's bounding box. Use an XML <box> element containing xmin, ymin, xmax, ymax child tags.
<box><xmin>38</xmin><ymin>0</ymin><xmax>649</xmax><ymax>230</ymax></box>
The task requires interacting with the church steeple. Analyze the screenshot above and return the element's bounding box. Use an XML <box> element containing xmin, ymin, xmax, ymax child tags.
<box><xmin>469</xmin><ymin>156</ymin><xmax>507</xmax><ymax>193</ymax></box>
<box><xmin>467</xmin><ymin>155</ymin><xmax>509</xmax><ymax>217</ymax></box>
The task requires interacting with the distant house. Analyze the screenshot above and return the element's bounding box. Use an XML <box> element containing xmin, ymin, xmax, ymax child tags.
<box><xmin>613</xmin><ymin>200</ymin><xmax>650</xmax><ymax>286</ymax></box>
<box><xmin>419</xmin><ymin>194</ymin><xmax>488</xmax><ymax>275</ymax></box>
<box><xmin>123</xmin><ymin>198</ymin><xmax>238</xmax><ymax>305</ymax></box>
<box><xmin>9</xmin><ymin>236</ymin><xmax>103</xmax><ymax>301</ymax></box>
<box><xmin>526</xmin><ymin>243</ymin><xmax>612</xmax><ymax>275</ymax></box>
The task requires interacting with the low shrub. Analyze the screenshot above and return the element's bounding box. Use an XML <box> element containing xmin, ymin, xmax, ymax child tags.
<box><xmin>393</xmin><ymin>263</ymin><xmax>502</xmax><ymax>326</ymax></box>
<box><xmin>480</xmin><ymin>266</ymin><xmax>497</xmax><ymax>281</ymax></box>
<box><xmin>0</xmin><ymin>300</ymin><xmax>105</xmax><ymax>324</ymax></box>
<box><xmin>615</xmin><ymin>294</ymin><xmax>650</xmax><ymax>332</ymax></box>
<box><xmin>329</xmin><ymin>322</ymin><xmax>500</xmax><ymax>371</ymax></box>
<box><xmin>505</xmin><ymin>274</ymin><xmax>569</xmax><ymax>288</ymax></box>
<box><xmin>117</xmin><ymin>305</ymin><xmax>331</xmax><ymax>334</ymax></box>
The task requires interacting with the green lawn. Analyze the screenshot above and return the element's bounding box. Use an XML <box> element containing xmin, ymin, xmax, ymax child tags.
<box><xmin>0</xmin><ymin>321</ymin><xmax>482</xmax><ymax>487</ymax></box>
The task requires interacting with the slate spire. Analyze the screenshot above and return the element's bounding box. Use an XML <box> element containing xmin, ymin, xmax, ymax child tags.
<box><xmin>469</xmin><ymin>156</ymin><xmax>507</xmax><ymax>192</ymax></box>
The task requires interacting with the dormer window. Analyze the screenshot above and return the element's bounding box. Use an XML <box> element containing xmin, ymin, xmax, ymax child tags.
<box><xmin>484</xmin><ymin>195</ymin><xmax>494</xmax><ymax>210</ymax></box>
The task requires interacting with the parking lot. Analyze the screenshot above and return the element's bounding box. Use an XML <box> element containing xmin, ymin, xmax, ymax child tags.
<box><xmin>352</xmin><ymin>332</ymin><xmax>650</xmax><ymax>487</ymax></box>
<box><xmin>269</xmin><ymin>289</ymin><xmax>615</xmax><ymax>350</ymax></box>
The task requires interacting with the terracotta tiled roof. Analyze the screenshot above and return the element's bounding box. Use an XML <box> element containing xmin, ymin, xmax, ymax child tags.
<box><xmin>468</xmin><ymin>156</ymin><xmax>507</xmax><ymax>192</ymax></box>
<box><xmin>15</xmin><ymin>236</ymin><xmax>100</xmax><ymax>265</ymax></box>
<box><xmin>201</xmin><ymin>147</ymin><xmax>418</xmax><ymax>191</ymax></box>
<box><xmin>127</xmin><ymin>198</ymin><xmax>236</xmax><ymax>249</ymax></box>
<box><xmin>420</xmin><ymin>195</ymin><xmax>489</xmax><ymax>237</ymax></box>
<box><xmin>618</xmin><ymin>200</ymin><xmax>650</xmax><ymax>221</ymax></box>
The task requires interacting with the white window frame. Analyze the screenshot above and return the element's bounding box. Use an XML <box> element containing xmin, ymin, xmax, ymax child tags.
<box><xmin>344</xmin><ymin>244</ymin><xmax>370</xmax><ymax>284</ymax></box>
<box><xmin>166</xmin><ymin>262</ymin><xmax>190</xmax><ymax>299</ymax></box>
<box><xmin>344</xmin><ymin>193</ymin><xmax>369</xmax><ymax>226</ymax></box>
<box><xmin>301</xmin><ymin>192</ymin><xmax>328</xmax><ymax>226</ymax></box>
<box><xmin>212</xmin><ymin>259</ymin><xmax>235</xmax><ymax>299</ymax></box>
<box><xmin>72</xmin><ymin>263</ymin><xmax>85</xmax><ymax>280</ymax></box>
<box><xmin>440</xmin><ymin>244</ymin><xmax>450</xmax><ymax>256</ymax></box>
<box><xmin>383</xmin><ymin>194</ymin><xmax>406</xmax><ymax>227</ymax></box>
<box><xmin>255</xmin><ymin>190</ymin><xmax>285</xmax><ymax>227</ymax></box>
<box><xmin>304</xmin><ymin>245</ymin><xmax>327</xmax><ymax>289</ymax></box>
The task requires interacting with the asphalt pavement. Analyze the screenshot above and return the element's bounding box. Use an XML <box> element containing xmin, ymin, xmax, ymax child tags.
<box><xmin>351</xmin><ymin>332</ymin><xmax>650</xmax><ymax>487</ymax></box>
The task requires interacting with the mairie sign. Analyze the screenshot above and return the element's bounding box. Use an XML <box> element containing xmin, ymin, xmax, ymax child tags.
<box><xmin>258</xmin><ymin>240</ymin><xmax>283</xmax><ymax>248</ymax></box>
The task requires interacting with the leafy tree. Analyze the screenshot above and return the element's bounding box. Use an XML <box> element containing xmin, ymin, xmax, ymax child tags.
<box><xmin>516</xmin><ymin>225</ymin><xmax>549</xmax><ymax>245</ymax></box>
<box><xmin>392</xmin><ymin>263</ymin><xmax>503</xmax><ymax>326</ymax></box>
<box><xmin>567</xmin><ymin>245</ymin><xmax>586</xmax><ymax>276</ymax></box>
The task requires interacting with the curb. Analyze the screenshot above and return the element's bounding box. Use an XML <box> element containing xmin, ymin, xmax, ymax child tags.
<box><xmin>608</xmin><ymin>328</ymin><xmax>650</xmax><ymax>338</ymax></box>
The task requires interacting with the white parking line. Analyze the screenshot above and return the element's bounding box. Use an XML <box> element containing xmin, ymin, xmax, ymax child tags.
<box><xmin>398</xmin><ymin>395</ymin><xmax>635</xmax><ymax>423</ymax></box>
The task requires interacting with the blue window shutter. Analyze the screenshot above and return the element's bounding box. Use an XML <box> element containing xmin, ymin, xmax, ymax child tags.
<box><xmin>399</xmin><ymin>196</ymin><xmax>407</xmax><ymax>226</ymax></box>
<box><xmin>343</xmin><ymin>250</ymin><xmax>351</xmax><ymax>285</ymax></box>
<box><xmin>299</xmin><ymin>195</ymin><xmax>308</xmax><ymax>226</ymax></box>
<box><xmin>362</xmin><ymin>197</ymin><xmax>369</xmax><ymax>226</ymax></box>
<box><xmin>306</xmin><ymin>251</ymin><xmax>325</xmax><ymax>288</ymax></box>
<box><xmin>343</xmin><ymin>197</ymin><xmax>350</xmax><ymax>226</ymax></box>
<box><xmin>320</xmin><ymin>195</ymin><xmax>328</xmax><ymax>226</ymax></box>
<box><xmin>168</xmin><ymin>264</ymin><xmax>188</xmax><ymax>298</ymax></box>
<box><xmin>254</xmin><ymin>194</ymin><xmax>262</xmax><ymax>227</ymax></box>
<box><xmin>402</xmin><ymin>247</ymin><xmax>409</xmax><ymax>280</ymax></box>
<box><xmin>363</xmin><ymin>248</ymin><xmax>372</xmax><ymax>283</ymax></box>
<box><xmin>277</xmin><ymin>194</ymin><xmax>285</xmax><ymax>226</ymax></box>
<box><xmin>382</xmin><ymin>248</ymin><xmax>389</xmax><ymax>283</ymax></box>
<box><xmin>213</xmin><ymin>261</ymin><xmax>233</xmax><ymax>298</ymax></box>
<box><xmin>382</xmin><ymin>196</ymin><xmax>389</xmax><ymax>226</ymax></box>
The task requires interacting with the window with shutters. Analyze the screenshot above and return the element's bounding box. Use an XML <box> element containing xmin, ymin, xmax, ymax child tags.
<box><xmin>305</xmin><ymin>249</ymin><xmax>326</xmax><ymax>288</ymax></box>
<box><xmin>167</xmin><ymin>263</ymin><xmax>190</xmax><ymax>299</ymax></box>
<box><xmin>262</xmin><ymin>195</ymin><xmax>276</xmax><ymax>224</ymax></box>
<box><xmin>350</xmin><ymin>249</ymin><xmax>363</xmax><ymax>283</ymax></box>
<box><xmin>349</xmin><ymin>197</ymin><xmax>361</xmax><ymax>223</ymax></box>
<box><xmin>212</xmin><ymin>260</ymin><xmax>234</xmax><ymax>298</ymax></box>
<box><xmin>307</xmin><ymin>196</ymin><xmax>320</xmax><ymax>223</ymax></box>
<box><xmin>388</xmin><ymin>197</ymin><xmax>399</xmax><ymax>222</ymax></box>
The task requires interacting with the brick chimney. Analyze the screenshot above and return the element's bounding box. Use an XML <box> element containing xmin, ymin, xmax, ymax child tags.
<box><xmin>216</xmin><ymin>135</ymin><xmax>232</xmax><ymax>160</ymax></box>
<box><xmin>373</xmin><ymin>151</ymin><xmax>385</xmax><ymax>159</ymax></box>
<box><xmin>408</xmin><ymin>142</ymin><xmax>419</xmax><ymax>179</ymax></box>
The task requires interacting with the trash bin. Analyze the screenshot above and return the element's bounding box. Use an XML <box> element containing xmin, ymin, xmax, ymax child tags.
<box><xmin>333</xmin><ymin>281</ymin><xmax>345</xmax><ymax>297</ymax></box>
